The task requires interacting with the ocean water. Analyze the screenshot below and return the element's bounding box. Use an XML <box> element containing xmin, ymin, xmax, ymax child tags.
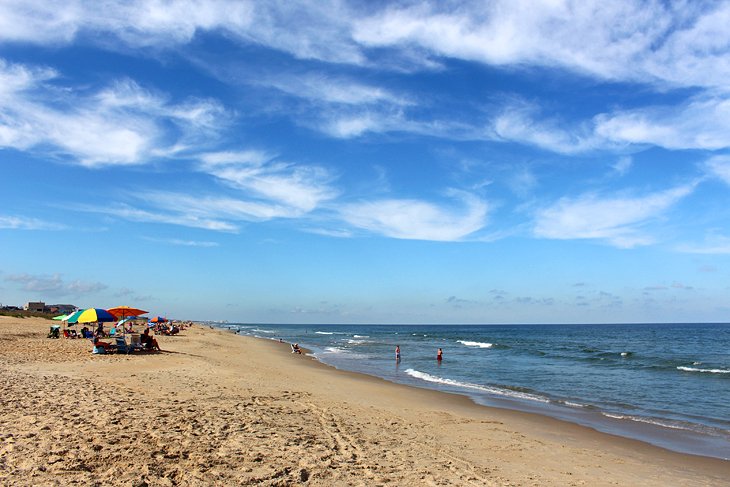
<box><xmin>221</xmin><ymin>323</ymin><xmax>730</xmax><ymax>460</ymax></box>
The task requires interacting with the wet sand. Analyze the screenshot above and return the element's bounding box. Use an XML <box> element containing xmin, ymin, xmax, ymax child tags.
<box><xmin>1</xmin><ymin>316</ymin><xmax>728</xmax><ymax>486</ymax></box>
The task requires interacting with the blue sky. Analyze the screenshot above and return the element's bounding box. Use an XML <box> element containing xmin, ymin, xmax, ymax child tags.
<box><xmin>2</xmin><ymin>1</ymin><xmax>730</xmax><ymax>323</ymax></box>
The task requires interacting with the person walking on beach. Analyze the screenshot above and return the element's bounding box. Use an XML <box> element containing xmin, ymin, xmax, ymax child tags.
<box><xmin>437</xmin><ymin>348</ymin><xmax>443</xmax><ymax>363</ymax></box>
<box><xmin>395</xmin><ymin>345</ymin><xmax>401</xmax><ymax>362</ymax></box>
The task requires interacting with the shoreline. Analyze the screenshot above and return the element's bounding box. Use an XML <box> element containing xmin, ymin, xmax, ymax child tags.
<box><xmin>240</xmin><ymin>328</ymin><xmax>730</xmax><ymax>464</ymax></box>
<box><xmin>232</xmin><ymin>324</ymin><xmax>730</xmax><ymax>462</ymax></box>
<box><xmin>2</xmin><ymin>316</ymin><xmax>728</xmax><ymax>486</ymax></box>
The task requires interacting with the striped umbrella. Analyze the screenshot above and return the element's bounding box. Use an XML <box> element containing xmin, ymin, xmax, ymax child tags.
<box><xmin>63</xmin><ymin>309</ymin><xmax>85</xmax><ymax>324</ymax></box>
<box><xmin>76</xmin><ymin>308</ymin><xmax>115</xmax><ymax>324</ymax></box>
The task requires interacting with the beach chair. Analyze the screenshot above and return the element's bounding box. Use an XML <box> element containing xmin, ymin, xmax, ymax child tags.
<box><xmin>129</xmin><ymin>334</ymin><xmax>143</xmax><ymax>351</ymax></box>
<box><xmin>115</xmin><ymin>336</ymin><xmax>133</xmax><ymax>354</ymax></box>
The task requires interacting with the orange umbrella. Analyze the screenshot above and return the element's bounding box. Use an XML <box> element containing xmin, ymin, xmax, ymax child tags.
<box><xmin>107</xmin><ymin>306</ymin><xmax>148</xmax><ymax>319</ymax></box>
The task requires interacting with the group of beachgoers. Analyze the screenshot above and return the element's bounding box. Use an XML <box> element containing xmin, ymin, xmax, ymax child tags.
<box><xmin>395</xmin><ymin>345</ymin><xmax>443</xmax><ymax>363</ymax></box>
<box><xmin>48</xmin><ymin>319</ymin><xmax>192</xmax><ymax>354</ymax></box>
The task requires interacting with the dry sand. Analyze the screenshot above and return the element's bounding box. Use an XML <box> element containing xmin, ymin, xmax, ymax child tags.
<box><xmin>1</xmin><ymin>316</ymin><xmax>728</xmax><ymax>486</ymax></box>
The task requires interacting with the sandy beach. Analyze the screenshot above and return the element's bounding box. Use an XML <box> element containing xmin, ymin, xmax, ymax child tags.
<box><xmin>1</xmin><ymin>316</ymin><xmax>728</xmax><ymax>486</ymax></box>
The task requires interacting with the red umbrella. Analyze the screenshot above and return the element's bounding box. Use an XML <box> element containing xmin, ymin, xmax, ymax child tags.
<box><xmin>149</xmin><ymin>316</ymin><xmax>167</xmax><ymax>323</ymax></box>
<box><xmin>108</xmin><ymin>306</ymin><xmax>148</xmax><ymax>319</ymax></box>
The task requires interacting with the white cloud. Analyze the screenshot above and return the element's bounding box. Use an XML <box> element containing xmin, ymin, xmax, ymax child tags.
<box><xmin>703</xmin><ymin>155</ymin><xmax>730</xmax><ymax>185</ymax></box>
<box><xmin>595</xmin><ymin>95</ymin><xmax>730</xmax><ymax>150</ymax></box>
<box><xmin>0</xmin><ymin>0</ymin><xmax>363</xmax><ymax>64</ymax></box>
<box><xmin>0</xmin><ymin>59</ymin><xmax>226</xmax><ymax>167</ymax></box>
<box><xmin>676</xmin><ymin>232</ymin><xmax>730</xmax><ymax>254</ymax></box>
<box><xmin>199</xmin><ymin>151</ymin><xmax>338</xmax><ymax>215</ymax></box>
<box><xmin>5</xmin><ymin>273</ymin><xmax>107</xmax><ymax>296</ymax></box>
<box><xmin>142</xmin><ymin>237</ymin><xmax>219</xmax><ymax>247</ymax></box>
<box><xmin>3</xmin><ymin>1</ymin><xmax>730</xmax><ymax>92</ymax></box>
<box><xmin>534</xmin><ymin>184</ymin><xmax>696</xmax><ymax>248</ymax></box>
<box><xmin>488</xmin><ymin>93</ymin><xmax>730</xmax><ymax>154</ymax></box>
<box><xmin>353</xmin><ymin>1</ymin><xmax>730</xmax><ymax>90</ymax></box>
<box><xmin>259</xmin><ymin>73</ymin><xmax>411</xmax><ymax>106</ymax></box>
<box><xmin>82</xmin><ymin>203</ymin><xmax>239</xmax><ymax>232</ymax></box>
<box><xmin>0</xmin><ymin>215</ymin><xmax>65</xmax><ymax>230</ymax></box>
<box><xmin>339</xmin><ymin>191</ymin><xmax>489</xmax><ymax>241</ymax></box>
<box><xmin>612</xmin><ymin>156</ymin><xmax>633</xmax><ymax>176</ymax></box>
<box><xmin>489</xmin><ymin>101</ymin><xmax>602</xmax><ymax>154</ymax></box>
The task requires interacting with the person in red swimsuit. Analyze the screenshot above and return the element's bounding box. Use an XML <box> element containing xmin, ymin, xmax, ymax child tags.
<box><xmin>437</xmin><ymin>348</ymin><xmax>443</xmax><ymax>362</ymax></box>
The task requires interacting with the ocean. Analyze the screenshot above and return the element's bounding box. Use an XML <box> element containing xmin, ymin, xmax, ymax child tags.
<box><xmin>220</xmin><ymin>322</ymin><xmax>730</xmax><ymax>460</ymax></box>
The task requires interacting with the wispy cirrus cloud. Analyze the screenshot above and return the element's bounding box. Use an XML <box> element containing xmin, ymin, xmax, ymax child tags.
<box><xmin>142</xmin><ymin>236</ymin><xmax>219</xmax><ymax>247</ymax></box>
<box><xmin>0</xmin><ymin>215</ymin><xmax>65</xmax><ymax>230</ymax></box>
<box><xmin>594</xmin><ymin>94</ymin><xmax>730</xmax><ymax>151</ymax></box>
<box><xmin>488</xmin><ymin>100</ymin><xmax>604</xmax><ymax>154</ymax></box>
<box><xmin>533</xmin><ymin>183</ymin><xmax>697</xmax><ymax>248</ymax></box>
<box><xmin>676</xmin><ymin>231</ymin><xmax>730</xmax><ymax>255</ymax></box>
<box><xmin>353</xmin><ymin>1</ymin><xmax>730</xmax><ymax>90</ymax></box>
<box><xmin>80</xmin><ymin>203</ymin><xmax>239</xmax><ymax>232</ymax></box>
<box><xmin>703</xmin><ymin>155</ymin><xmax>730</xmax><ymax>185</ymax></box>
<box><xmin>485</xmin><ymin>93</ymin><xmax>730</xmax><ymax>155</ymax></box>
<box><xmin>3</xmin><ymin>1</ymin><xmax>730</xmax><ymax>92</ymax></box>
<box><xmin>257</xmin><ymin>72</ymin><xmax>412</xmax><ymax>107</ymax></box>
<box><xmin>199</xmin><ymin>151</ymin><xmax>339</xmax><ymax>215</ymax></box>
<box><xmin>339</xmin><ymin>190</ymin><xmax>489</xmax><ymax>241</ymax></box>
<box><xmin>0</xmin><ymin>59</ymin><xmax>226</xmax><ymax>167</ymax></box>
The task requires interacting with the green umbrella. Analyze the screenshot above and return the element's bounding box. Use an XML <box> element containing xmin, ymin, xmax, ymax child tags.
<box><xmin>52</xmin><ymin>314</ymin><xmax>67</xmax><ymax>321</ymax></box>
<box><xmin>63</xmin><ymin>309</ymin><xmax>85</xmax><ymax>324</ymax></box>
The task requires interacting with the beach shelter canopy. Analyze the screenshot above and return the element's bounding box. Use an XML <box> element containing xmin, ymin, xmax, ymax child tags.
<box><xmin>107</xmin><ymin>306</ymin><xmax>148</xmax><ymax>319</ymax></box>
<box><xmin>52</xmin><ymin>314</ymin><xmax>67</xmax><ymax>321</ymax></box>
<box><xmin>63</xmin><ymin>309</ymin><xmax>85</xmax><ymax>324</ymax></box>
<box><xmin>76</xmin><ymin>308</ymin><xmax>115</xmax><ymax>324</ymax></box>
<box><xmin>149</xmin><ymin>316</ymin><xmax>167</xmax><ymax>323</ymax></box>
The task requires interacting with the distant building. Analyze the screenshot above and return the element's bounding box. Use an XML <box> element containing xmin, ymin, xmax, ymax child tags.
<box><xmin>49</xmin><ymin>304</ymin><xmax>76</xmax><ymax>315</ymax></box>
<box><xmin>24</xmin><ymin>301</ymin><xmax>46</xmax><ymax>312</ymax></box>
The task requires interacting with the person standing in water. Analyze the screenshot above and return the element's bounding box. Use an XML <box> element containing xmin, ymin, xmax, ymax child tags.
<box><xmin>437</xmin><ymin>348</ymin><xmax>443</xmax><ymax>363</ymax></box>
<box><xmin>395</xmin><ymin>345</ymin><xmax>401</xmax><ymax>362</ymax></box>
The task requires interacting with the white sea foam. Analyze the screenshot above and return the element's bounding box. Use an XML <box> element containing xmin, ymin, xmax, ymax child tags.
<box><xmin>404</xmin><ymin>369</ymin><xmax>549</xmax><ymax>403</ymax></box>
<box><xmin>323</xmin><ymin>346</ymin><xmax>347</xmax><ymax>353</ymax></box>
<box><xmin>347</xmin><ymin>339</ymin><xmax>368</xmax><ymax>345</ymax></box>
<box><xmin>353</xmin><ymin>335</ymin><xmax>369</xmax><ymax>338</ymax></box>
<box><xmin>252</xmin><ymin>328</ymin><xmax>276</xmax><ymax>334</ymax></box>
<box><xmin>602</xmin><ymin>413</ymin><xmax>695</xmax><ymax>431</ymax></box>
<box><xmin>620</xmin><ymin>352</ymin><xmax>629</xmax><ymax>357</ymax></box>
<box><xmin>316</xmin><ymin>331</ymin><xmax>334</xmax><ymax>335</ymax></box>
<box><xmin>677</xmin><ymin>366</ymin><xmax>730</xmax><ymax>374</ymax></box>
<box><xmin>457</xmin><ymin>340</ymin><xmax>493</xmax><ymax>348</ymax></box>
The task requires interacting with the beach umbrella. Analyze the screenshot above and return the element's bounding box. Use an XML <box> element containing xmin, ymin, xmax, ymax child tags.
<box><xmin>76</xmin><ymin>308</ymin><xmax>115</xmax><ymax>324</ymax></box>
<box><xmin>63</xmin><ymin>309</ymin><xmax>85</xmax><ymax>324</ymax></box>
<box><xmin>117</xmin><ymin>317</ymin><xmax>135</xmax><ymax>326</ymax></box>
<box><xmin>107</xmin><ymin>306</ymin><xmax>148</xmax><ymax>319</ymax></box>
<box><xmin>52</xmin><ymin>314</ymin><xmax>67</xmax><ymax>321</ymax></box>
<box><xmin>149</xmin><ymin>316</ymin><xmax>167</xmax><ymax>323</ymax></box>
